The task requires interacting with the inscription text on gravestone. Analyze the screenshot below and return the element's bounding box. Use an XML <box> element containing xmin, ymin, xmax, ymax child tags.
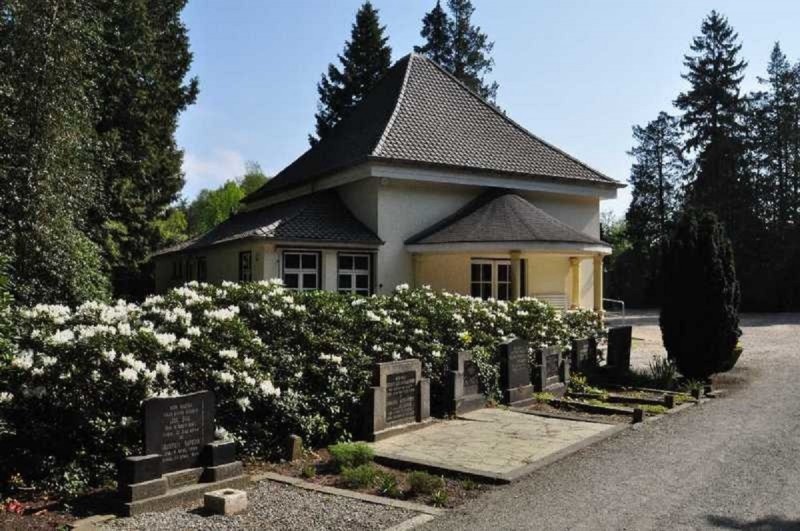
<box><xmin>385</xmin><ymin>371</ymin><xmax>417</xmax><ymax>424</ymax></box>
<box><xmin>144</xmin><ymin>391</ymin><xmax>215</xmax><ymax>473</ymax></box>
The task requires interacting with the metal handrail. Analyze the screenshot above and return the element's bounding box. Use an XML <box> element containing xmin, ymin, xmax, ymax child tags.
<box><xmin>603</xmin><ymin>298</ymin><xmax>625</xmax><ymax>322</ymax></box>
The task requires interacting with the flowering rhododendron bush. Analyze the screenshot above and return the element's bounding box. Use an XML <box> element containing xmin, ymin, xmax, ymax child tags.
<box><xmin>0</xmin><ymin>280</ymin><xmax>602</xmax><ymax>496</ymax></box>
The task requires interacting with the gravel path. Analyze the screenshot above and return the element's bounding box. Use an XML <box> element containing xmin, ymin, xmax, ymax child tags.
<box><xmin>424</xmin><ymin>312</ymin><xmax>800</xmax><ymax>530</ymax></box>
<box><xmin>104</xmin><ymin>480</ymin><xmax>415</xmax><ymax>531</ymax></box>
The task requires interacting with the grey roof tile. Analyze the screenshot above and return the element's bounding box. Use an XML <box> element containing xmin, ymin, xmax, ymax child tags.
<box><xmin>246</xmin><ymin>53</ymin><xmax>619</xmax><ymax>203</ymax></box>
<box><xmin>406</xmin><ymin>190</ymin><xmax>608</xmax><ymax>246</ymax></box>
<box><xmin>153</xmin><ymin>190</ymin><xmax>381</xmax><ymax>257</ymax></box>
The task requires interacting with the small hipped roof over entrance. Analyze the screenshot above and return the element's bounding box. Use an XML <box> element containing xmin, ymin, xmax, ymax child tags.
<box><xmin>406</xmin><ymin>191</ymin><xmax>611</xmax><ymax>254</ymax></box>
<box><xmin>243</xmin><ymin>53</ymin><xmax>621</xmax><ymax>204</ymax></box>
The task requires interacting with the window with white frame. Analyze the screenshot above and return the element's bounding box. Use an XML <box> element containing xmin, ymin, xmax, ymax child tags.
<box><xmin>338</xmin><ymin>253</ymin><xmax>370</xmax><ymax>295</ymax></box>
<box><xmin>282</xmin><ymin>251</ymin><xmax>320</xmax><ymax>291</ymax></box>
<box><xmin>470</xmin><ymin>259</ymin><xmax>513</xmax><ymax>300</ymax></box>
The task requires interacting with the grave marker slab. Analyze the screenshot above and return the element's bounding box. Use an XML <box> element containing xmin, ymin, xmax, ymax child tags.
<box><xmin>534</xmin><ymin>346</ymin><xmax>569</xmax><ymax>395</ymax></box>
<box><xmin>498</xmin><ymin>337</ymin><xmax>534</xmax><ymax>406</ymax></box>
<box><xmin>117</xmin><ymin>390</ymin><xmax>248</xmax><ymax>516</ymax></box>
<box><xmin>448</xmin><ymin>350</ymin><xmax>487</xmax><ymax>415</ymax></box>
<box><xmin>570</xmin><ymin>338</ymin><xmax>597</xmax><ymax>373</ymax></box>
<box><xmin>607</xmin><ymin>326</ymin><xmax>632</xmax><ymax>372</ymax></box>
<box><xmin>367</xmin><ymin>359</ymin><xmax>432</xmax><ymax>441</ymax></box>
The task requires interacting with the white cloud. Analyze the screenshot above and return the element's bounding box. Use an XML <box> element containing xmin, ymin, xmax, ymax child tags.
<box><xmin>182</xmin><ymin>148</ymin><xmax>246</xmax><ymax>199</ymax></box>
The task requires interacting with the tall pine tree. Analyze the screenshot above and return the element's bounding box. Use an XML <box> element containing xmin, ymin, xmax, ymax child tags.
<box><xmin>414</xmin><ymin>0</ymin><xmax>451</xmax><ymax>67</ymax></box>
<box><xmin>417</xmin><ymin>0</ymin><xmax>497</xmax><ymax>101</ymax></box>
<box><xmin>626</xmin><ymin>112</ymin><xmax>687</xmax><ymax>250</ymax></box>
<box><xmin>93</xmin><ymin>0</ymin><xmax>198</xmax><ymax>298</ymax></box>
<box><xmin>674</xmin><ymin>11</ymin><xmax>749</xmax><ymax>229</ymax></box>
<box><xmin>311</xmin><ymin>1</ymin><xmax>391</xmax><ymax>144</ymax></box>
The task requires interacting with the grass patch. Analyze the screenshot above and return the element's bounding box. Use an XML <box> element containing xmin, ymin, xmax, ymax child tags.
<box><xmin>328</xmin><ymin>442</ymin><xmax>374</xmax><ymax>471</ymax></box>
<box><xmin>375</xmin><ymin>471</ymin><xmax>402</xmax><ymax>498</ymax></box>
<box><xmin>339</xmin><ymin>464</ymin><xmax>378</xmax><ymax>489</ymax></box>
<box><xmin>407</xmin><ymin>471</ymin><xmax>445</xmax><ymax>496</ymax></box>
<box><xmin>635</xmin><ymin>403</ymin><xmax>668</xmax><ymax>415</ymax></box>
<box><xmin>533</xmin><ymin>391</ymin><xmax>554</xmax><ymax>402</ymax></box>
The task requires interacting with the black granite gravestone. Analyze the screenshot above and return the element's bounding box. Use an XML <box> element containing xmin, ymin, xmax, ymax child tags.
<box><xmin>607</xmin><ymin>326</ymin><xmax>632</xmax><ymax>372</ymax></box>
<box><xmin>570</xmin><ymin>338</ymin><xmax>597</xmax><ymax>373</ymax></box>
<box><xmin>534</xmin><ymin>346</ymin><xmax>569</xmax><ymax>394</ymax></box>
<box><xmin>144</xmin><ymin>391</ymin><xmax>215</xmax><ymax>473</ymax></box>
<box><xmin>117</xmin><ymin>390</ymin><xmax>248</xmax><ymax>516</ymax></box>
<box><xmin>448</xmin><ymin>350</ymin><xmax>486</xmax><ymax>415</ymax></box>
<box><xmin>498</xmin><ymin>337</ymin><xmax>534</xmax><ymax>406</ymax></box>
<box><xmin>367</xmin><ymin>359</ymin><xmax>432</xmax><ymax>441</ymax></box>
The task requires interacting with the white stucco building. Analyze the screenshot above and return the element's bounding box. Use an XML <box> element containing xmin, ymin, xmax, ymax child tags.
<box><xmin>153</xmin><ymin>53</ymin><xmax>623</xmax><ymax>310</ymax></box>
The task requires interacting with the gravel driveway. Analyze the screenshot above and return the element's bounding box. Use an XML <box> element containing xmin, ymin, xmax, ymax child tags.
<box><xmin>424</xmin><ymin>312</ymin><xmax>800</xmax><ymax>530</ymax></box>
<box><xmin>104</xmin><ymin>479</ymin><xmax>414</xmax><ymax>531</ymax></box>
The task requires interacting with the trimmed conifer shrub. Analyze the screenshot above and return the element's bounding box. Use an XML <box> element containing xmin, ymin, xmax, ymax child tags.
<box><xmin>660</xmin><ymin>210</ymin><xmax>741</xmax><ymax>378</ymax></box>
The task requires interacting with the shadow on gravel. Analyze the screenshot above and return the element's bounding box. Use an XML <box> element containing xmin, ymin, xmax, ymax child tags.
<box><xmin>707</xmin><ymin>514</ymin><xmax>800</xmax><ymax>530</ymax></box>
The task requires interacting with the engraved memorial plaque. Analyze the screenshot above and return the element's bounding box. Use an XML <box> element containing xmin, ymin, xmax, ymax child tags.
<box><xmin>463</xmin><ymin>359</ymin><xmax>482</xmax><ymax>396</ymax></box>
<box><xmin>143</xmin><ymin>391</ymin><xmax>215</xmax><ymax>473</ymax></box>
<box><xmin>385</xmin><ymin>371</ymin><xmax>417</xmax><ymax>425</ymax></box>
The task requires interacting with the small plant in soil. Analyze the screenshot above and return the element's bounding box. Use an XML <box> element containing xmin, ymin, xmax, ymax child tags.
<box><xmin>460</xmin><ymin>478</ymin><xmax>478</xmax><ymax>491</ymax></box>
<box><xmin>647</xmin><ymin>356</ymin><xmax>678</xmax><ymax>389</ymax></box>
<box><xmin>568</xmin><ymin>373</ymin><xmax>606</xmax><ymax>397</ymax></box>
<box><xmin>407</xmin><ymin>471</ymin><xmax>445</xmax><ymax>496</ymax></box>
<box><xmin>301</xmin><ymin>464</ymin><xmax>316</xmax><ymax>479</ymax></box>
<box><xmin>328</xmin><ymin>442</ymin><xmax>374</xmax><ymax>471</ymax></box>
<box><xmin>339</xmin><ymin>464</ymin><xmax>378</xmax><ymax>489</ymax></box>
<box><xmin>431</xmin><ymin>488</ymin><xmax>449</xmax><ymax>507</ymax></box>
<box><xmin>376</xmin><ymin>472</ymin><xmax>402</xmax><ymax>499</ymax></box>
<box><xmin>533</xmin><ymin>392</ymin><xmax>554</xmax><ymax>402</ymax></box>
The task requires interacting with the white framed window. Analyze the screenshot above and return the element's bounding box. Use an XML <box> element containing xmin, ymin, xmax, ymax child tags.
<box><xmin>338</xmin><ymin>253</ymin><xmax>370</xmax><ymax>295</ymax></box>
<box><xmin>470</xmin><ymin>259</ymin><xmax>514</xmax><ymax>300</ymax></box>
<box><xmin>282</xmin><ymin>251</ymin><xmax>320</xmax><ymax>291</ymax></box>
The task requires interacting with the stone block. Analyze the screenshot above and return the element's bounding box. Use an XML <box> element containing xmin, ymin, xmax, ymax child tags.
<box><xmin>366</xmin><ymin>359</ymin><xmax>431</xmax><ymax>440</ymax></box>
<box><xmin>499</xmin><ymin>337</ymin><xmax>534</xmax><ymax>406</ymax></box>
<box><xmin>203</xmin><ymin>440</ymin><xmax>236</xmax><ymax>467</ymax></box>
<box><xmin>203</xmin><ymin>461</ymin><xmax>244</xmax><ymax>483</ymax></box>
<box><xmin>119</xmin><ymin>477</ymin><xmax>168</xmax><ymax>503</ymax></box>
<box><xmin>118</xmin><ymin>454</ymin><xmax>162</xmax><ymax>486</ymax></box>
<box><xmin>607</xmin><ymin>326</ymin><xmax>632</xmax><ymax>372</ymax></box>
<box><xmin>632</xmin><ymin>408</ymin><xmax>644</xmax><ymax>423</ymax></box>
<box><xmin>284</xmin><ymin>434</ymin><xmax>303</xmax><ymax>461</ymax></box>
<box><xmin>448</xmin><ymin>350</ymin><xmax>486</xmax><ymax>415</ymax></box>
<box><xmin>204</xmin><ymin>488</ymin><xmax>248</xmax><ymax>516</ymax></box>
<box><xmin>664</xmin><ymin>395</ymin><xmax>676</xmax><ymax>409</ymax></box>
<box><xmin>164</xmin><ymin>467</ymin><xmax>203</xmax><ymax>489</ymax></box>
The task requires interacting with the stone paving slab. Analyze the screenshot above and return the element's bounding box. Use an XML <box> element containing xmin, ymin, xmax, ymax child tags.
<box><xmin>371</xmin><ymin>408</ymin><xmax>625</xmax><ymax>483</ymax></box>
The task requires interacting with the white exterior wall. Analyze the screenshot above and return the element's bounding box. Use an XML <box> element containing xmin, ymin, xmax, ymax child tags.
<box><xmin>154</xmin><ymin>241</ymin><xmax>269</xmax><ymax>292</ymax></box>
<box><xmin>375</xmin><ymin>180</ymin><xmax>479</xmax><ymax>293</ymax></box>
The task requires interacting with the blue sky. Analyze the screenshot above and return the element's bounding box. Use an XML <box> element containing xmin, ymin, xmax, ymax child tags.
<box><xmin>177</xmin><ymin>0</ymin><xmax>800</xmax><ymax>216</ymax></box>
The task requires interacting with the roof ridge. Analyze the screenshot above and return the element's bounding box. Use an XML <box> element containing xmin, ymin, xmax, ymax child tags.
<box><xmin>408</xmin><ymin>54</ymin><xmax>617</xmax><ymax>184</ymax></box>
<box><xmin>372</xmin><ymin>54</ymin><xmax>415</xmax><ymax>156</ymax></box>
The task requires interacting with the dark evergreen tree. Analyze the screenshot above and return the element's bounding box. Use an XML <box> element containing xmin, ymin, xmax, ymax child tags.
<box><xmin>627</xmin><ymin>112</ymin><xmax>687</xmax><ymax>249</ymax></box>
<box><xmin>674</xmin><ymin>11</ymin><xmax>749</xmax><ymax>227</ymax></box>
<box><xmin>447</xmin><ymin>0</ymin><xmax>498</xmax><ymax>100</ymax></box>
<box><xmin>0</xmin><ymin>0</ymin><xmax>110</xmax><ymax>305</ymax></box>
<box><xmin>660</xmin><ymin>210</ymin><xmax>741</xmax><ymax>378</ymax></box>
<box><xmin>93</xmin><ymin>0</ymin><xmax>198</xmax><ymax>298</ymax></box>
<box><xmin>311</xmin><ymin>1</ymin><xmax>391</xmax><ymax>144</ymax></box>
<box><xmin>414</xmin><ymin>0</ymin><xmax>452</xmax><ymax>67</ymax></box>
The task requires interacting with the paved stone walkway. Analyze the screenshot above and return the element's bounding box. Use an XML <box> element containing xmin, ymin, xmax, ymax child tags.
<box><xmin>371</xmin><ymin>408</ymin><xmax>619</xmax><ymax>481</ymax></box>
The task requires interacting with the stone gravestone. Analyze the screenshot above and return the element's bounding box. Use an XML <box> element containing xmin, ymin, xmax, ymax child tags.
<box><xmin>607</xmin><ymin>326</ymin><xmax>632</xmax><ymax>373</ymax></box>
<box><xmin>534</xmin><ymin>346</ymin><xmax>569</xmax><ymax>395</ymax></box>
<box><xmin>570</xmin><ymin>337</ymin><xmax>598</xmax><ymax>373</ymax></box>
<box><xmin>448</xmin><ymin>350</ymin><xmax>486</xmax><ymax>415</ymax></box>
<box><xmin>118</xmin><ymin>391</ymin><xmax>248</xmax><ymax>516</ymax></box>
<box><xmin>367</xmin><ymin>359</ymin><xmax>431</xmax><ymax>441</ymax></box>
<box><xmin>498</xmin><ymin>337</ymin><xmax>535</xmax><ymax>407</ymax></box>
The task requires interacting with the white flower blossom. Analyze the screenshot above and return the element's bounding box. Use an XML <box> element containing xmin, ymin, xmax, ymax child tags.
<box><xmin>49</xmin><ymin>329</ymin><xmax>75</xmax><ymax>345</ymax></box>
<box><xmin>271</xmin><ymin>309</ymin><xmax>284</xmax><ymax>318</ymax></box>
<box><xmin>119</xmin><ymin>368</ymin><xmax>139</xmax><ymax>382</ymax></box>
<box><xmin>204</xmin><ymin>306</ymin><xmax>240</xmax><ymax>321</ymax></box>
<box><xmin>243</xmin><ymin>357</ymin><xmax>255</xmax><ymax>367</ymax></box>
<box><xmin>215</xmin><ymin>371</ymin><xmax>235</xmax><ymax>384</ymax></box>
<box><xmin>236</xmin><ymin>397</ymin><xmax>251</xmax><ymax>411</ymax></box>
<box><xmin>259</xmin><ymin>380</ymin><xmax>280</xmax><ymax>397</ymax></box>
<box><xmin>0</xmin><ymin>392</ymin><xmax>13</xmax><ymax>404</ymax></box>
<box><xmin>219</xmin><ymin>349</ymin><xmax>238</xmax><ymax>360</ymax></box>
<box><xmin>11</xmin><ymin>350</ymin><xmax>34</xmax><ymax>370</ymax></box>
<box><xmin>155</xmin><ymin>362</ymin><xmax>171</xmax><ymax>378</ymax></box>
<box><xmin>40</xmin><ymin>355</ymin><xmax>57</xmax><ymax>366</ymax></box>
<box><xmin>187</xmin><ymin>326</ymin><xmax>201</xmax><ymax>337</ymax></box>
<box><xmin>177</xmin><ymin>338</ymin><xmax>192</xmax><ymax>350</ymax></box>
<box><xmin>396</xmin><ymin>283</ymin><xmax>409</xmax><ymax>291</ymax></box>
<box><xmin>102</xmin><ymin>349</ymin><xmax>117</xmax><ymax>362</ymax></box>
<box><xmin>404</xmin><ymin>346</ymin><xmax>413</xmax><ymax>355</ymax></box>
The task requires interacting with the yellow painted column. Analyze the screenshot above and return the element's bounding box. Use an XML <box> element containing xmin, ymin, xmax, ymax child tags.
<box><xmin>510</xmin><ymin>250</ymin><xmax>522</xmax><ymax>300</ymax></box>
<box><xmin>593</xmin><ymin>255</ymin><xmax>603</xmax><ymax>311</ymax></box>
<box><xmin>569</xmin><ymin>257</ymin><xmax>581</xmax><ymax>309</ymax></box>
<box><xmin>412</xmin><ymin>253</ymin><xmax>422</xmax><ymax>288</ymax></box>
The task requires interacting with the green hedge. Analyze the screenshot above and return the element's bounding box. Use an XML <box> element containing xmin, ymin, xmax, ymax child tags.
<box><xmin>0</xmin><ymin>281</ymin><xmax>602</xmax><ymax>496</ymax></box>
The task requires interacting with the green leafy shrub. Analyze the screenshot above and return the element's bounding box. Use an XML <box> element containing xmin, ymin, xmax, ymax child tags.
<box><xmin>301</xmin><ymin>464</ymin><xmax>316</xmax><ymax>479</ymax></box>
<box><xmin>376</xmin><ymin>471</ymin><xmax>402</xmax><ymax>498</ymax></box>
<box><xmin>328</xmin><ymin>442</ymin><xmax>374</xmax><ymax>471</ymax></box>
<box><xmin>647</xmin><ymin>356</ymin><xmax>677</xmax><ymax>389</ymax></box>
<box><xmin>0</xmin><ymin>281</ymin><xmax>603</xmax><ymax>497</ymax></box>
<box><xmin>567</xmin><ymin>373</ymin><xmax>605</xmax><ymax>396</ymax></box>
<box><xmin>339</xmin><ymin>464</ymin><xmax>378</xmax><ymax>489</ymax></box>
<box><xmin>660</xmin><ymin>210</ymin><xmax>741</xmax><ymax>378</ymax></box>
<box><xmin>431</xmin><ymin>488</ymin><xmax>449</xmax><ymax>507</ymax></box>
<box><xmin>407</xmin><ymin>471</ymin><xmax>445</xmax><ymax>495</ymax></box>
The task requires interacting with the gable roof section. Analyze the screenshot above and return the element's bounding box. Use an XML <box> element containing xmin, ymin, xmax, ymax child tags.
<box><xmin>153</xmin><ymin>190</ymin><xmax>382</xmax><ymax>257</ymax></box>
<box><xmin>244</xmin><ymin>53</ymin><xmax>619</xmax><ymax>204</ymax></box>
<box><xmin>406</xmin><ymin>190</ymin><xmax>607</xmax><ymax>247</ymax></box>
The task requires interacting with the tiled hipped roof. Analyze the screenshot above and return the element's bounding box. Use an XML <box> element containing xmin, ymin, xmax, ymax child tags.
<box><xmin>406</xmin><ymin>190</ymin><xmax>608</xmax><ymax>247</ymax></box>
<box><xmin>245</xmin><ymin>53</ymin><xmax>619</xmax><ymax>203</ymax></box>
<box><xmin>152</xmin><ymin>190</ymin><xmax>381</xmax><ymax>257</ymax></box>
